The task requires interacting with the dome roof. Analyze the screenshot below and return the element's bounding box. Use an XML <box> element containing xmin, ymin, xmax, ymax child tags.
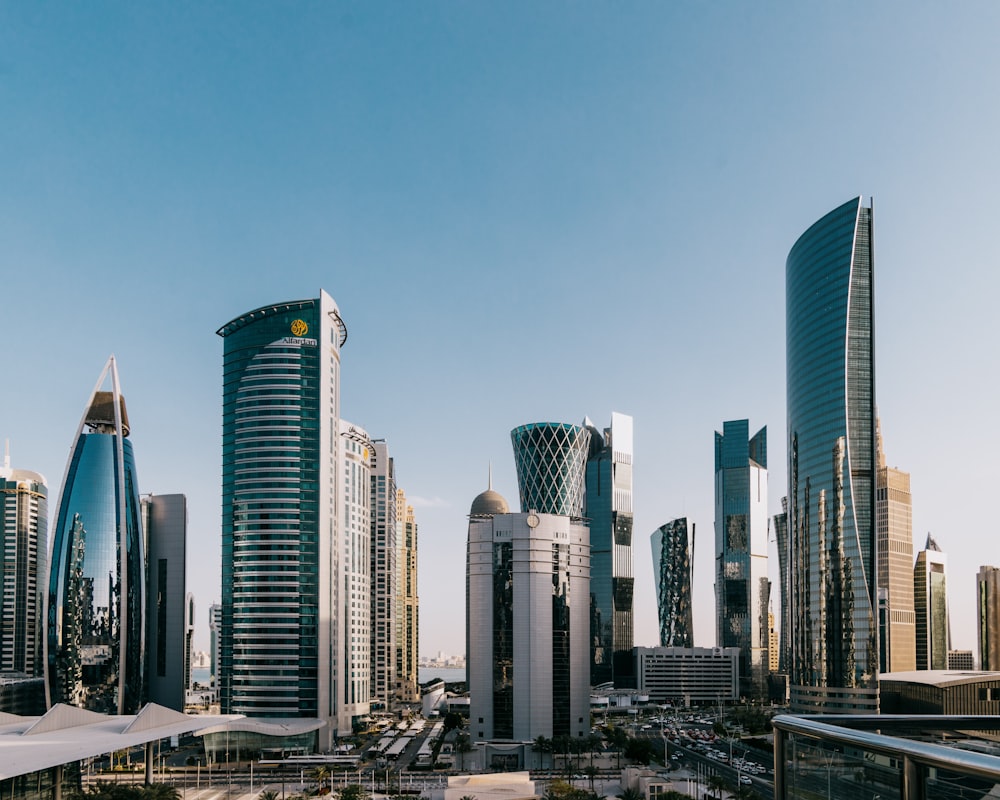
<box><xmin>470</xmin><ymin>488</ymin><xmax>509</xmax><ymax>516</ymax></box>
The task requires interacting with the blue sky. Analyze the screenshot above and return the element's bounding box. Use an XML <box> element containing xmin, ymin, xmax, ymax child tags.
<box><xmin>2</xmin><ymin>3</ymin><xmax>998</xmax><ymax>659</ymax></box>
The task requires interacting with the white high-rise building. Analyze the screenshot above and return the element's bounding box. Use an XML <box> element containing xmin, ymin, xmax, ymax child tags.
<box><xmin>0</xmin><ymin>446</ymin><xmax>46</xmax><ymax>677</ymax></box>
<box><xmin>467</xmin><ymin>490</ymin><xmax>590</xmax><ymax>742</ymax></box>
<box><xmin>340</xmin><ymin>421</ymin><xmax>373</xmax><ymax>722</ymax></box>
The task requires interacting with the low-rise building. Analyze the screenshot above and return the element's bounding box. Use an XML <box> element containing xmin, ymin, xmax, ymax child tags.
<box><xmin>634</xmin><ymin>647</ymin><xmax>739</xmax><ymax>705</ymax></box>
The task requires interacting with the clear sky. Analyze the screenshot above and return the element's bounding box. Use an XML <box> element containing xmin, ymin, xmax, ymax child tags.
<box><xmin>2</xmin><ymin>3</ymin><xmax>998</xmax><ymax>661</ymax></box>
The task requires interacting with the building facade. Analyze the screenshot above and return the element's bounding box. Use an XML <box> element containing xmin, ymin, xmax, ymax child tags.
<box><xmin>0</xmin><ymin>450</ymin><xmax>46</xmax><ymax>677</ymax></box>
<box><xmin>395</xmin><ymin>490</ymin><xmax>419</xmax><ymax>704</ymax></box>
<box><xmin>142</xmin><ymin>493</ymin><xmax>188</xmax><ymax>712</ymax></box>
<box><xmin>650</xmin><ymin>518</ymin><xmax>694</xmax><ymax>648</ymax></box>
<box><xmin>714</xmin><ymin>419</ymin><xmax>769</xmax><ymax>699</ymax></box>
<box><xmin>217</xmin><ymin>291</ymin><xmax>355</xmax><ymax>743</ymax></box>
<box><xmin>786</xmin><ymin>197</ymin><xmax>878</xmax><ymax>713</ymax></box>
<box><xmin>208</xmin><ymin>604</ymin><xmax>221</xmax><ymax>687</ymax></box>
<box><xmin>875</xmin><ymin>423</ymin><xmax>915</xmax><ymax>673</ymax></box>
<box><xmin>370</xmin><ymin>440</ymin><xmax>397</xmax><ymax>711</ymax></box>
<box><xmin>633</xmin><ymin>647</ymin><xmax>739</xmax><ymax>705</ymax></box>
<box><xmin>510</xmin><ymin>423</ymin><xmax>590</xmax><ymax>518</ymax></box>
<box><xmin>46</xmin><ymin>356</ymin><xmax>145</xmax><ymax>714</ymax></box>
<box><xmin>978</xmin><ymin>566</ymin><xmax>1000</xmax><ymax>672</ymax></box>
<box><xmin>584</xmin><ymin>413</ymin><xmax>634</xmax><ymax>688</ymax></box>
<box><xmin>773</xmin><ymin>499</ymin><xmax>790</xmax><ymax>675</ymax></box>
<box><xmin>467</xmin><ymin>494</ymin><xmax>590</xmax><ymax>741</ymax></box>
<box><xmin>340</xmin><ymin>421</ymin><xmax>372</xmax><ymax>721</ymax></box>
<box><xmin>914</xmin><ymin>536</ymin><xmax>949</xmax><ymax>671</ymax></box>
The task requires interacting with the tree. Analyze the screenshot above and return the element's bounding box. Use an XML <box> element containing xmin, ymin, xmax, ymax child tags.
<box><xmin>615</xmin><ymin>788</ymin><xmax>643</xmax><ymax>800</ymax></box>
<box><xmin>310</xmin><ymin>766</ymin><xmax>331</xmax><ymax>795</ymax></box>
<box><xmin>605</xmin><ymin>727</ymin><xmax>628</xmax><ymax>769</ymax></box>
<box><xmin>707</xmin><ymin>774</ymin><xmax>732</xmax><ymax>800</ymax></box>
<box><xmin>338</xmin><ymin>785</ymin><xmax>369</xmax><ymax>800</ymax></box>
<box><xmin>623</xmin><ymin>737</ymin><xmax>653</xmax><ymax>765</ymax></box>
<box><xmin>583</xmin><ymin>765</ymin><xmax>599</xmax><ymax>792</ymax></box>
<box><xmin>443</xmin><ymin>712</ymin><xmax>464</xmax><ymax>733</ymax></box>
<box><xmin>532</xmin><ymin>736</ymin><xmax>551</xmax><ymax>770</ymax></box>
<box><xmin>259</xmin><ymin>792</ymin><xmax>280</xmax><ymax>800</ymax></box>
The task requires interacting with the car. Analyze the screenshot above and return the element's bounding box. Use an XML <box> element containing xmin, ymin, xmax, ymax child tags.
<box><xmin>740</xmin><ymin>776</ymin><xmax>752</xmax><ymax>785</ymax></box>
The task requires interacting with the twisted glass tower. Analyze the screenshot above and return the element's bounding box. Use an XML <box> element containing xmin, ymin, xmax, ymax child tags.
<box><xmin>651</xmin><ymin>518</ymin><xmax>694</xmax><ymax>648</ymax></box>
<box><xmin>786</xmin><ymin>196</ymin><xmax>877</xmax><ymax>713</ymax></box>
<box><xmin>46</xmin><ymin>356</ymin><xmax>145</xmax><ymax>713</ymax></box>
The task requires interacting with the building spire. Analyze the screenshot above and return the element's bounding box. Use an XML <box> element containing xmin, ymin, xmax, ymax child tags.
<box><xmin>488</xmin><ymin>461</ymin><xmax>493</xmax><ymax>490</ymax></box>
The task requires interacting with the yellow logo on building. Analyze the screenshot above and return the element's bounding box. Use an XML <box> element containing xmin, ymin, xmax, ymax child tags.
<box><xmin>290</xmin><ymin>319</ymin><xmax>309</xmax><ymax>337</ymax></box>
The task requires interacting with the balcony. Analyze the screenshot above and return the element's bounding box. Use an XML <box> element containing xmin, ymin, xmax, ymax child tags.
<box><xmin>773</xmin><ymin>714</ymin><xmax>1000</xmax><ymax>800</ymax></box>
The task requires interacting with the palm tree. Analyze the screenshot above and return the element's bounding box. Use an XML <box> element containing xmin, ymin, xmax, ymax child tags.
<box><xmin>615</xmin><ymin>788</ymin><xmax>643</xmax><ymax>800</ymax></box>
<box><xmin>583</xmin><ymin>765</ymin><xmax>599</xmax><ymax>792</ymax></box>
<box><xmin>310</xmin><ymin>766</ymin><xmax>331</xmax><ymax>795</ymax></box>
<box><xmin>532</xmin><ymin>736</ymin><xmax>551</xmax><ymax>770</ymax></box>
<box><xmin>605</xmin><ymin>727</ymin><xmax>628</xmax><ymax>769</ymax></box>
<box><xmin>339</xmin><ymin>785</ymin><xmax>369</xmax><ymax>800</ymax></box>
<box><xmin>259</xmin><ymin>791</ymin><xmax>280</xmax><ymax>800</ymax></box>
<box><xmin>706</xmin><ymin>774</ymin><xmax>731</xmax><ymax>800</ymax></box>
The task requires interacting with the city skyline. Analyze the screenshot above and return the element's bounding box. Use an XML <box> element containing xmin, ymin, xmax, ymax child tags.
<box><xmin>3</xmin><ymin>4</ymin><xmax>1000</xmax><ymax>662</ymax></box>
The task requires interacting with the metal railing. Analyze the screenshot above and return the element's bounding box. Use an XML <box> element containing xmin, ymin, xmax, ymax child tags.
<box><xmin>772</xmin><ymin>714</ymin><xmax>1000</xmax><ymax>800</ymax></box>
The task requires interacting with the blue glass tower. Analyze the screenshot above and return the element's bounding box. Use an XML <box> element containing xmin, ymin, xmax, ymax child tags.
<box><xmin>46</xmin><ymin>356</ymin><xmax>145</xmax><ymax>713</ymax></box>
<box><xmin>584</xmin><ymin>413</ymin><xmax>634</xmax><ymax>688</ymax></box>
<box><xmin>786</xmin><ymin>197</ymin><xmax>877</xmax><ymax>712</ymax></box>
<box><xmin>714</xmin><ymin>419</ymin><xmax>768</xmax><ymax>699</ymax></box>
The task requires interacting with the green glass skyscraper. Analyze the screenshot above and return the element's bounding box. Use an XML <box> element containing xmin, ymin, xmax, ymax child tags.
<box><xmin>218</xmin><ymin>291</ymin><xmax>355</xmax><ymax>743</ymax></box>
<box><xmin>786</xmin><ymin>197</ymin><xmax>877</xmax><ymax>713</ymax></box>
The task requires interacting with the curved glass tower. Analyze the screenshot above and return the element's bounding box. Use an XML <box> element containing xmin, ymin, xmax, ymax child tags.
<box><xmin>46</xmin><ymin>356</ymin><xmax>145</xmax><ymax>713</ymax></box>
<box><xmin>510</xmin><ymin>423</ymin><xmax>590</xmax><ymax>517</ymax></box>
<box><xmin>786</xmin><ymin>196</ymin><xmax>877</xmax><ymax>712</ymax></box>
<box><xmin>218</xmin><ymin>291</ymin><xmax>354</xmax><ymax>743</ymax></box>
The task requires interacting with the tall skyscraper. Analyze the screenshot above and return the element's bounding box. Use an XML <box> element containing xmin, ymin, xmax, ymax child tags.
<box><xmin>395</xmin><ymin>490</ymin><xmax>419</xmax><ymax>704</ymax></box>
<box><xmin>773</xmin><ymin>498</ymin><xmax>790</xmax><ymax>675</ymax></box>
<box><xmin>583</xmin><ymin>413</ymin><xmax>634</xmax><ymax>688</ymax></box>
<box><xmin>46</xmin><ymin>356</ymin><xmax>145</xmax><ymax>713</ymax></box>
<box><xmin>978</xmin><ymin>566</ymin><xmax>1000</xmax><ymax>672</ymax></box>
<box><xmin>786</xmin><ymin>197</ymin><xmax>878</xmax><ymax>713</ymax></box>
<box><xmin>714</xmin><ymin>419</ymin><xmax>769</xmax><ymax>699</ymax></box>
<box><xmin>0</xmin><ymin>446</ymin><xmax>47</xmax><ymax>677</ymax></box>
<box><xmin>142</xmin><ymin>493</ymin><xmax>188</xmax><ymax>711</ymax></box>
<box><xmin>875</xmin><ymin>422</ymin><xmax>915</xmax><ymax>673</ymax></box>
<box><xmin>650</xmin><ymin>518</ymin><xmax>694</xmax><ymax>648</ymax></box>
<box><xmin>467</xmin><ymin>473</ymin><xmax>590</xmax><ymax>742</ymax></box>
<box><xmin>913</xmin><ymin>534</ymin><xmax>949</xmax><ymax>671</ymax></box>
<box><xmin>340</xmin><ymin>421</ymin><xmax>372</xmax><ymax>721</ymax></box>
<box><xmin>370</xmin><ymin>440</ymin><xmax>397</xmax><ymax>710</ymax></box>
<box><xmin>218</xmin><ymin>291</ymin><xmax>355</xmax><ymax>742</ymax></box>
